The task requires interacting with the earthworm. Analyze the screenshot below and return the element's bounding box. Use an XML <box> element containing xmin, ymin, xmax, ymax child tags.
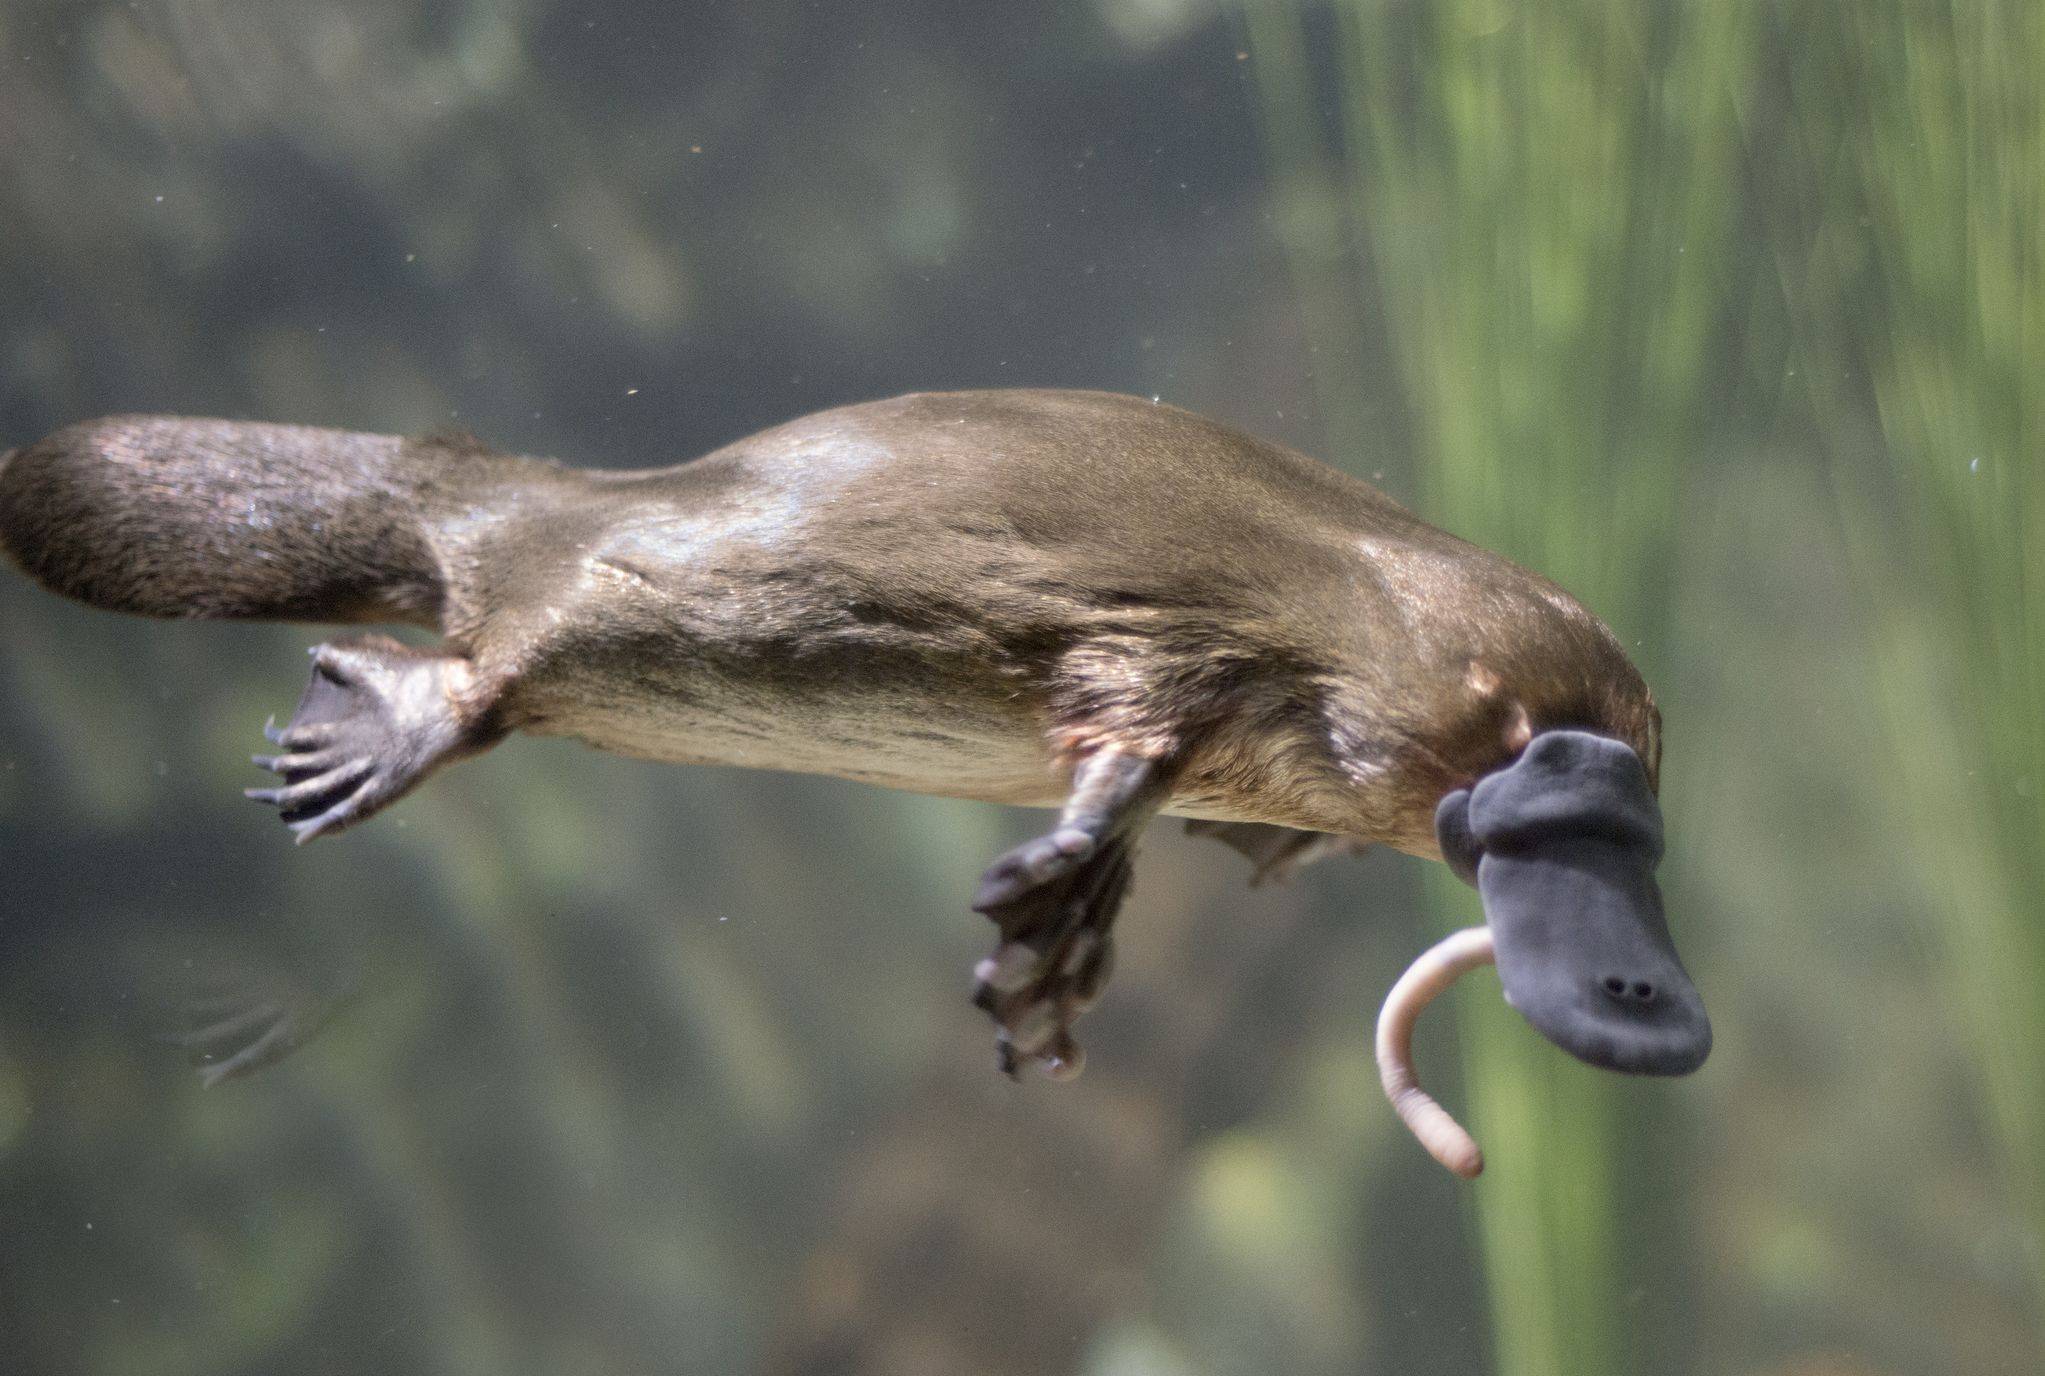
<box><xmin>1376</xmin><ymin>924</ymin><xmax>1495</xmax><ymax>1179</ymax></box>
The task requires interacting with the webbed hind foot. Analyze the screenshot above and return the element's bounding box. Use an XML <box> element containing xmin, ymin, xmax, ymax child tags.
<box><xmin>247</xmin><ymin>634</ymin><xmax>501</xmax><ymax>842</ymax></box>
<box><xmin>970</xmin><ymin>750</ymin><xmax>1172</xmax><ymax>1078</ymax></box>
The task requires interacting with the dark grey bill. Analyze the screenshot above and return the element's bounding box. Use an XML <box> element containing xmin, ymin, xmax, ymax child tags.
<box><xmin>1435</xmin><ymin>729</ymin><xmax>1711</xmax><ymax>1076</ymax></box>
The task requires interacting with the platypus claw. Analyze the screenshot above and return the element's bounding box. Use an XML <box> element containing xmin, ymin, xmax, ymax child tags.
<box><xmin>247</xmin><ymin>754</ymin><xmax>379</xmax><ymax>842</ymax></box>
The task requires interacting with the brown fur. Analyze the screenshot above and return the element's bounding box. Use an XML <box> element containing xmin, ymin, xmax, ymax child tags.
<box><xmin>0</xmin><ymin>390</ymin><xmax>1658</xmax><ymax>857</ymax></box>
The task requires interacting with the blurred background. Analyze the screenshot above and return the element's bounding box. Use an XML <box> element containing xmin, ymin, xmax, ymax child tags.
<box><xmin>0</xmin><ymin>2</ymin><xmax>2037</xmax><ymax>1373</ymax></box>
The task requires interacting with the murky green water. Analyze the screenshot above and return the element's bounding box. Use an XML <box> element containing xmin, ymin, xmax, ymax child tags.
<box><xmin>1</xmin><ymin>3</ymin><xmax>2037</xmax><ymax>1374</ymax></box>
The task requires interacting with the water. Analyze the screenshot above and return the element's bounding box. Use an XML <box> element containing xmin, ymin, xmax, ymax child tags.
<box><xmin>1</xmin><ymin>3</ymin><xmax>2038</xmax><ymax>1374</ymax></box>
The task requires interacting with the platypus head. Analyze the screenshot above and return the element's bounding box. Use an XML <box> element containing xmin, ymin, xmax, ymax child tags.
<box><xmin>1433</xmin><ymin>729</ymin><xmax>1711</xmax><ymax>1076</ymax></box>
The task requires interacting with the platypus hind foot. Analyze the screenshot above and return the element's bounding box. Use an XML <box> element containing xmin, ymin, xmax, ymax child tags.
<box><xmin>246</xmin><ymin>634</ymin><xmax>502</xmax><ymax>842</ymax></box>
<box><xmin>970</xmin><ymin>749</ymin><xmax>1173</xmax><ymax>1079</ymax></box>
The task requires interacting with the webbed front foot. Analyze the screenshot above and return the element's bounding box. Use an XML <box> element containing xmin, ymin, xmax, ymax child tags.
<box><xmin>972</xmin><ymin>832</ymin><xmax>1132</xmax><ymax>1078</ymax></box>
<box><xmin>247</xmin><ymin>634</ymin><xmax>496</xmax><ymax>842</ymax></box>
<box><xmin>970</xmin><ymin>750</ymin><xmax>1171</xmax><ymax>1078</ymax></box>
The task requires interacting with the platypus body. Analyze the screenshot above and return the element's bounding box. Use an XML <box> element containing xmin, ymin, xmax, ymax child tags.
<box><xmin>0</xmin><ymin>389</ymin><xmax>1707</xmax><ymax>1165</ymax></box>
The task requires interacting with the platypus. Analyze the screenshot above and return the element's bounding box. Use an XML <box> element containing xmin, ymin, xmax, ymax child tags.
<box><xmin>0</xmin><ymin>388</ymin><xmax>1709</xmax><ymax>1174</ymax></box>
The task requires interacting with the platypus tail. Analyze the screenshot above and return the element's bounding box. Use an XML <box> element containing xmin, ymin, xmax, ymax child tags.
<box><xmin>0</xmin><ymin>415</ymin><xmax>505</xmax><ymax>628</ymax></box>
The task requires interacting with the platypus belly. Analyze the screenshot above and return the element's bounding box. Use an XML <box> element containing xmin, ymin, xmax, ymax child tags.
<box><xmin>531</xmin><ymin>659</ymin><xmax>1068</xmax><ymax>807</ymax></box>
<box><xmin>496</xmin><ymin>510</ymin><xmax>1075</xmax><ymax>807</ymax></box>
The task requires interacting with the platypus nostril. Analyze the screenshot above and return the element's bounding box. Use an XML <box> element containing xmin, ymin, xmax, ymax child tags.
<box><xmin>1600</xmin><ymin>975</ymin><xmax>1658</xmax><ymax>1004</ymax></box>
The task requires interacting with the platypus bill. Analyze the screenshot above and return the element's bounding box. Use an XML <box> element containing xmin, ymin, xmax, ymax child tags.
<box><xmin>0</xmin><ymin>388</ymin><xmax>1710</xmax><ymax>1174</ymax></box>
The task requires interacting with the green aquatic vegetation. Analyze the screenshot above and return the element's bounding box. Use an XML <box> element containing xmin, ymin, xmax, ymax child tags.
<box><xmin>1250</xmin><ymin>0</ymin><xmax>2044</xmax><ymax>1365</ymax></box>
<box><xmin>1757</xmin><ymin>0</ymin><xmax>2045</xmax><ymax>1326</ymax></box>
<box><xmin>1249</xmin><ymin>2</ymin><xmax>1753</xmax><ymax>1370</ymax></box>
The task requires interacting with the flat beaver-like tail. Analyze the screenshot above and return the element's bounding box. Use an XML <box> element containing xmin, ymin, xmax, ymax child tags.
<box><xmin>0</xmin><ymin>416</ymin><xmax>501</xmax><ymax>628</ymax></box>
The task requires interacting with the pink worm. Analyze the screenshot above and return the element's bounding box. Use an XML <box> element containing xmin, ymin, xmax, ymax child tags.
<box><xmin>1375</xmin><ymin>925</ymin><xmax>1495</xmax><ymax>1179</ymax></box>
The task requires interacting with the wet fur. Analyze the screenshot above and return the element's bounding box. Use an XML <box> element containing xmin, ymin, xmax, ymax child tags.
<box><xmin>0</xmin><ymin>390</ymin><xmax>1659</xmax><ymax>855</ymax></box>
